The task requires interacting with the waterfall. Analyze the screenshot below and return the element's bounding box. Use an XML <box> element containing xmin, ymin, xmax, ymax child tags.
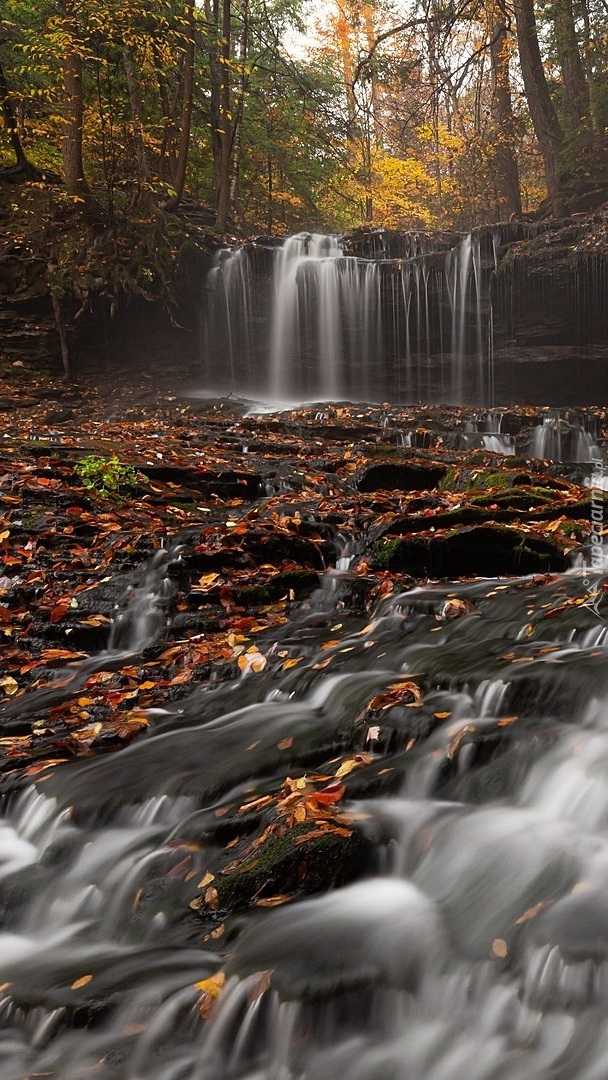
<box><xmin>201</xmin><ymin>224</ymin><xmax>550</xmax><ymax>406</ymax></box>
<box><xmin>208</xmin><ymin>231</ymin><xmax>385</xmax><ymax>403</ymax></box>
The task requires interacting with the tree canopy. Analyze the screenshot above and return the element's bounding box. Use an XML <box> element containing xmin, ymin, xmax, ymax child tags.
<box><xmin>1</xmin><ymin>0</ymin><xmax>607</xmax><ymax>230</ymax></box>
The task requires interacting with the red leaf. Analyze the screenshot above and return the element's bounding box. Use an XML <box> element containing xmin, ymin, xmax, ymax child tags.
<box><xmin>50</xmin><ymin>601</ymin><xmax>70</xmax><ymax>624</ymax></box>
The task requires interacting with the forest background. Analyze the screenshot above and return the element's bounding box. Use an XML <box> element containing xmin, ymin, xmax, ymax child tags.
<box><xmin>1</xmin><ymin>0</ymin><xmax>607</xmax><ymax>239</ymax></box>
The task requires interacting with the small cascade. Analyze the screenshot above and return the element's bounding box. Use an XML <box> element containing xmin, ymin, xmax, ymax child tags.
<box><xmin>0</xmin><ymin>543</ymin><xmax>176</xmax><ymax>725</ymax></box>
<box><xmin>3</xmin><ymin>546</ymin><xmax>608</xmax><ymax>1076</ymax></box>
<box><xmin>529</xmin><ymin>416</ymin><xmax>603</xmax><ymax>462</ymax></box>
<box><xmin>107</xmin><ymin>545</ymin><xmax>174</xmax><ymax>653</ymax></box>
<box><xmin>482</xmin><ymin>433</ymin><xmax>515</xmax><ymax>455</ymax></box>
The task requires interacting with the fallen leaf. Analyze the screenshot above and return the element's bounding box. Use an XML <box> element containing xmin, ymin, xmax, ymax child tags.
<box><xmin>255</xmin><ymin>896</ymin><xmax>292</xmax><ymax>908</ymax></box>
<box><xmin>196</xmin><ymin>971</ymin><xmax>226</xmax><ymax>1018</ymax></box>
<box><xmin>491</xmin><ymin>938</ymin><xmax>508</xmax><ymax>959</ymax></box>
<box><xmin>310</xmin><ymin>782</ymin><xmax>346</xmax><ymax>805</ymax></box>
<box><xmin>0</xmin><ymin>676</ymin><xmax>18</xmax><ymax>696</ymax></box>
<box><xmin>50</xmin><ymin>600</ymin><xmax>70</xmax><ymax>624</ymax></box>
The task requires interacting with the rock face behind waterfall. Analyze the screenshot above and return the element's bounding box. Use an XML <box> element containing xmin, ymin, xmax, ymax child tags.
<box><xmin>492</xmin><ymin>216</ymin><xmax>608</xmax><ymax>405</ymax></box>
<box><xmin>203</xmin><ymin>215</ymin><xmax>608</xmax><ymax>406</ymax></box>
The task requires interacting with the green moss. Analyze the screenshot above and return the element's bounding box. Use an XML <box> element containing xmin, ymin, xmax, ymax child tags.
<box><xmin>235</xmin><ymin>585</ymin><xmax>272</xmax><ymax>604</ymax></box>
<box><xmin>438</xmin><ymin>466</ymin><xmax>460</xmax><ymax>492</ymax></box>
<box><xmin>465</xmin><ymin>470</ymin><xmax>513</xmax><ymax>491</ymax></box>
<box><xmin>374</xmin><ymin>537</ymin><xmax>405</xmax><ymax>567</ymax></box>
<box><xmin>559</xmin><ymin>520</ymin><xmax>587</xmax><ymax>538</ymax></box>
<box><xmin>470</xmin><ymin>486</ymin><xmax>557</xmax><ymax>509</ymax></box>
<box><xmin>213</xmin><ymin>821</ymin><xmax>369</xmax><ymax>913</ymax></box>
<box><xmin>166</xmin><ymin>499</ymin><xmax>198</xmax><ymax>511</ymax></box>
<box><xmin>273</xmin><ymin>569</ymin><xmax>320</xmax><ymax>595</ymax></box>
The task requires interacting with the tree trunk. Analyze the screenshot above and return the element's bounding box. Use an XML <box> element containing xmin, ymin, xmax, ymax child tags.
<box><xmin>0</xmin><ymin>59</ymin><xmax>36</xmax><ymax>174</ymax></box>
<box><xmin>123</xmin><ymin>45</ymin><xmax>149</xmax><ymax>196</ymax></box>
<box><xmin>488</xmin><ymin>2</ymin><xmax>522</xmax><ymax>218</ymax></box>
<box><xmin>267</xmin><ymin>155</ymin><xmax>273</xmax><ymax>233</ymax></box>
<box><xmin>59</xmin><ymin>0</ymin><xmax>90</xmax><ymax>199</ymax></box>
<box><xmin>164</xmin><ymin>0</ymin><xmax>196</xmax><ymax>211</ymax></box>
<box><xmin>552</xmin><ymin>0</ymin><xmax>589</xmax><ymax>129</ymax></box>
<box><xmin>578</xmin><ymin>0</ymin><xmax>601</xmax><ymax>137</ymax></box>
<box><xmin>513</xmin><ymin>0</ymin><xmax>566</xmax><ymax>215</ymax></box>
<box><xmin>50</xmin><ymin>290</ymin><xmax>71</xmax><ymax>380</ymax></box>
<box><xmin>229</xmin><ymin>0</ymin><xmax>249</xmax><ymax>210</ymax></box>
<box><xmin>206</xmin><ymin>0</ymin><xmax>223</xmax><ymax>208</ymax></box>
<box><xmin>153</xmin><ymin>42</ymin><xmax>177</xmax><ymax>182</ymax></box>
<box><xmin>215</xmin><ymin>0</ymin><xmax>232</xmax><ymax>231</ymax></box>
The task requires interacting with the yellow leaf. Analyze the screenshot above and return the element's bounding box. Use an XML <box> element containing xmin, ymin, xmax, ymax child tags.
<box><xmin>0</xmin><ymin>677</ymin><xmax>18</xmax><ymax>696</ymax></box>
<box><xmin>195</xmin><ymin>971</ymin><xmax>226</xmax><ymax>994</ymax></box>
<box><xmin>71</xmin><ymin>974</ymin><xmax>93</xmax><ymax>990</ymax></box>
<box><xmin>196</xmin><ymin>971</ymin><xmax>226</xmax><ymax>1018</ymax></box>
<box><xmin>335</xmin><ymin>758</ymin><xmax>360</xmax><ymax>779</ymax></box>
<box><xmin>197</xmin><ymin>572</ymin><xmax>221</xmax><ymax>588</ymax></box>
<box><xmin>198</xmin><ymin>871</ymin><xmax>215</xmax><ymax>888</ymax></box>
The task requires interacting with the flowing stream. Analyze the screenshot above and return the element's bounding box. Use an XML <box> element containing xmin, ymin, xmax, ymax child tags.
<box><xmin>1</xmin><ymin>538</ymin><xmax>608</xmax><ymax>1078</ymax></box>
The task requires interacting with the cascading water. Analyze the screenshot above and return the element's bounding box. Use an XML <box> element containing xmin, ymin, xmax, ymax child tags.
<box><xmin>3</xmin><ymin>527</ymin><xmax>608</xmax><ymax>1077</ymax></box>
<box><xmin>202</xmin><ymin>227</ymin><xmax>524</xmax><ymax>405</ymax></box>
<box><xmin>529</xmin><ymin>416</ymin><xmax>603</xmax><ymax>462</ymax></box>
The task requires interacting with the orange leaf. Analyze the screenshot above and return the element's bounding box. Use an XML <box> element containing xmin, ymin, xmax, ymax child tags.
<box><xmin>71</xmin><ymin>974</ymin><xmax>93</xmax><ymax>990</ymax></box>
<box><xmin>311</xmin><ymin>782</ymin><xmax>345</xmax><ymax>804</ymax></box>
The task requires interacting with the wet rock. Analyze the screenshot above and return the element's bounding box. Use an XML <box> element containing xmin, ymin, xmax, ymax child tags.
<box><xmin>357</xmin><ymin>461</ymin><xmax>447</xmax><ymax>493</ymax></box>
<box><xmin>372</xmin><ymin>524</ymin><xmax>568</xmax><ymax>576</ymax></box>
<box><xmin>212</xmin><ymin>821</ymin><xmax>371</xmax><ymax>914</ymax></box>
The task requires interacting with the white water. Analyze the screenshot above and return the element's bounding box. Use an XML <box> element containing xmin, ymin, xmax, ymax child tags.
<box><xmin>267</xmin><ymin>233</ymin><xmax>382</xmax><ymax>401</ymax></box>
<box><xmin>529</xmin><ymin>417</ymin><xmax>603</xmax><ymax>462</ymax></box>
<box><xmin>204</xmin><ymin>229</ymin><xmax>505</xmax><ymax>404</ymax></box>
<box><xmin>1</xmin><ymin>558</ymin><xmax>608</xmax><ymax>1077</ymax></box>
